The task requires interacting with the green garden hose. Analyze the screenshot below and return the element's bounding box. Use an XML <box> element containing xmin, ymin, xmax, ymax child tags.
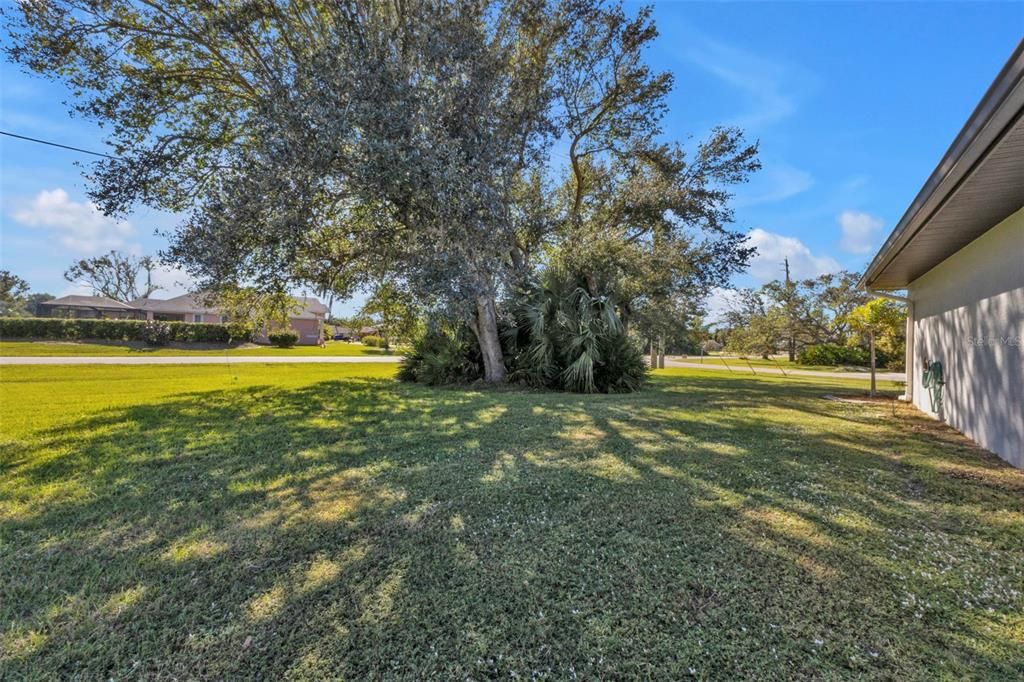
<box><xmin>922</xmin><ymin>360</ymin><xmax>944</xmax><ymax>414</ymax></box>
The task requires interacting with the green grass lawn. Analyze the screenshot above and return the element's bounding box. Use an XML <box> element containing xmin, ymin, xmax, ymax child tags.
<box><xmin>0</xmin><ymin>339</ymin><xmax>394</xmax><ymax>357</ymax></box>
<box><xmin>2</xmin><ymin>365</ymin><xmax>1021</xmax><ymax>679</ymax></box>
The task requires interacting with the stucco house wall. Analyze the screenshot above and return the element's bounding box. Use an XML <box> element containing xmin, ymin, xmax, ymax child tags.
<box><xmin>134</xmin><ymin>294</ymin><xmax>325</xmax><ymax>344</ymax></box>
<box><xmin>289</xmin><ymin>318</ymin><xmax>323</xmax><ymax>345</ymax></box>
<box><xmin>908</xmin><ymin>206</ymin><xmax>1024</xmax><ymax>467</ymax></box>
<box><xmin>254</xmin><ymin>319</ymin><xmax>324</xmax><ymax>346</ymax></box>
<box><xmin>143</xmin><ymin>311</ymin><xmax>223</xmax><ymax>323</ymax></box>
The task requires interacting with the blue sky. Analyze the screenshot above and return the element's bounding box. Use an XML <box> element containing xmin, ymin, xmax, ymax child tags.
<box><xmin>1</xmin><ymin>1</ymin><xmax>1022</xmax><ymax>317</ymax></box>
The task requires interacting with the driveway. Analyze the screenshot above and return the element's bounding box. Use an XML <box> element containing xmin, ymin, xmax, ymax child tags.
<box><xmin>0</xmin><ymin>355</ymin><xmax>403</xmax><ymax>365</ymax></box>
<box><xmin>663</xmin><ymin>358</ymin><xmax>905</xmax><ymax>382</ymax></box>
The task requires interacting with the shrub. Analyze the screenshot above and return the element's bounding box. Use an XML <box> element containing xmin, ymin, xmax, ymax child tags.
<box><xmin>267</xmin><ymin>330</ymin><xmax>299</xmax><ymax>348</ymax></box>
<box><xmin>225</xmin><ymin>321</ymin><xmax>255</xmax><ymax>344</ymax></box>
<box><xmin>794</xmin><ymin>339</ymin><xmax>892</xmax><ymax>366</ymax></box>
<box><xmin>0</xmin><ymin>317</ymin><xmax>234</xmax><ymax>344</ymax></box>
<box><xmin>798</xmin><ymin>343</ymin><xmax>870</xmax><ymax>367</ymax></box>
<box><xmin>504</xmin><ymin>271</ymin><xmax>648</xmax><ymax>393</ymax></box>
<box><xmin>166</xmin><ymin>321</ymin><xmax>231</xmax><ymax>343</ymax></box>
<box><xmin>0</xmin><ymin>318</ymin><xmax>71</xmax><ymax>339</ymax></box>
<box><xmin>361</xmin><ymin>334</ymin><xmax>383</xmax><ymax>347</ymax></box>
<box><xmin>592</xmin><ymin>332</ymin><xmax>649</xmax><ymax>393</ymax></box>
<box><xmin>397</xmin><ymin>299</ymin><xmax>648</xmax><ymax>393</ymax></box>
<box><xmin>399</xmin><ymin>270</ymin><xmax>649</xmax><ymax>394</ymax></box>
<box><xmin>0</xmin><ymin>317</ymin><xmax>143</xmax><ymax>341</ymax></box>
<box><xmin>397</xmin><ymin>326</ymin><xmax>482</xmax><ymax>385</ymax></box>
<box><xmin>141</xmin><ymin>320</ymin><xmax>171</xmax><ymax>346</ymax></box>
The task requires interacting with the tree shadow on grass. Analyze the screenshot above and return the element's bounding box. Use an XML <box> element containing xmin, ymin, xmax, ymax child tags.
<box><xmin>1</xmin><ymin>373</ymin><xmax>1022</xmax><ymax>679</ymax></box>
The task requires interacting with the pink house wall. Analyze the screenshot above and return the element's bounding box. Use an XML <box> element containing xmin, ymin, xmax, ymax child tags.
<box><xmin>289</xmin><ymin>318</ymin><xmax>323</xmax><ymax>345</ymax></box>
<box><xmin>143</xmin><ymin>305</ymin><xmax>322</xmax><ymax>345</ymax></box>
<box><xmin>253</xmin><ymin>318</ymin><xmax>323</xmax><ymax>345</ymax></box>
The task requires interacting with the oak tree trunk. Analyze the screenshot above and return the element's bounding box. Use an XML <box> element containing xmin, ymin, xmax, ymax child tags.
<box><xmin>475</xmin><ymin>294</ymin><xmax>506</xmax><ymax>383</ymax></box>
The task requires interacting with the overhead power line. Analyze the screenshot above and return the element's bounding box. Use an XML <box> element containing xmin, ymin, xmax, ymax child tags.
<box><xmin>0</xmin><ymin>130</ymin><xmax>122</xmax><ymax>160</ymax></box>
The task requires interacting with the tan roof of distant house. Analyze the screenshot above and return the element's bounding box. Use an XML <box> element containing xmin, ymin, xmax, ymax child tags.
<box><xmin>130</xmin><ymin>293</ymin><xmax>219</xmax><ymax>314</ymax></box>
<box><xmin>40</xmin><ymin>295</ymin><xmax>136</xmax><ymax>310</ymax></box>
<box><xmin>291</xmin><ymin>296</ymin><xmax>329</xmax><ymax>320</ymax></box>
<box><xmin>129</xmin><ymin>292</ymin><xmax>327</xmax><ymax>319</ymax></box>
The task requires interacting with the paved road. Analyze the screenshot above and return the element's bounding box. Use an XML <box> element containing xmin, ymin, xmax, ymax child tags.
<box><xmin>663</xmin><ymin>358</ymin><xmax>904</xmax><ymax>382</ymax></box>
<box><xmin>0</xmin><ymin>355</ymin><xmax>404</xmax><ymax>365</ymax></box>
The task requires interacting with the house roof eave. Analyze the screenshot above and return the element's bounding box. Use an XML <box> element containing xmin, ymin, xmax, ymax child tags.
<box><xmin>860</xmin><ymin>39</ymin><xmax>1024</xmax><ymax>291</ymax></box>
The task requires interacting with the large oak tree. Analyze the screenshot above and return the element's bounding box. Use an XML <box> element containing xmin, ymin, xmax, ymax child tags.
<box><xmin>6</xmin><ymin>0</ymin><xmax>759</xmax><ymax>382</ymax></box>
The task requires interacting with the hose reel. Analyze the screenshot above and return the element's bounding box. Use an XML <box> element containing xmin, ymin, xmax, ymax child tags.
<box><xmin>922</xmin><ymin>360</ymin><xmax>944</xmax><ymax>414</ymax></box>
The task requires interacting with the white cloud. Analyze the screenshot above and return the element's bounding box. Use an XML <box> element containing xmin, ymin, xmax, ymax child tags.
<box><xmin>10</xmin><ymin>188</ymin><xmax>135</xmax><ymax>253</ymax></box>
<box><xmin>746</xmin><ymin>228</ymin><xmax>841</xmax><ymax>281</ymax></box>
<box><xmin>150</xmin><ymin>264</ymin><xmax>196</xmax><ymax>298</ymax></box>
<box><xmin>58</xmin><ymin>264</ymin><xmax>195</xmax><ymax>299</ymax></box>
<box><xmin>734</xmin><ymin>162</ymin><xmax>814</xmax><ymax>207</ymax></box>
<box><xmin>838</xmin><ymin>210</ymin><xmax>884</xmax><ymax>254</ymax></box>
<box><xmin>58</xmin><ymin>281</ymin><xmax>94</xmax><ymax>297</ymax></box>
<box><xmin>679</xmin><ymin>35</ymin><xmax>812</xmax><ymax>130</ymax></box>
<box><xmin>703</xmin><ymin>286</ymin><xmax>741</xmax><ymax>325</ymax></box>
<box><xmin>840</xmin><ymin>175</ymin><xmax>870</xmax><ymax>194</ymax></box>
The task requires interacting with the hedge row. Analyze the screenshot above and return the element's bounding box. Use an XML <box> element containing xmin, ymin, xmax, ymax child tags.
<box><xmin>0</xmin><ymin>317</ymin><xmax>248</xmax><ymax>344</ymax></box>
<box><xmin>797</xmin><ymin>342</ymin><xmax>893</xmax><ymax>368</ymax></box>
<box><xmin>268</xmin><ymin>331</ymin><xmax>299</xmax><ymax>348</ymax></box>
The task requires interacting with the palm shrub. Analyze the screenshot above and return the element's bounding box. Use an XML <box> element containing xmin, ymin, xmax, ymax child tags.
<box><xmin>398</xmin><ymin>323</ymin><xmax>482</xmax><ymax>385</ymax></box>
<box><xmin>505</xmin><ymin>271</ymin><xmax>647</xmax><ymax>393</ymax></box>
<box><xmin>593</xmin><ymin>331</ymin><xmax>648</xmax><ymax>393</ymax></box>
<box><xmin>397</xmin><ymin>272</ymin><xmax>647</xmax><ymax>393</ymax></box>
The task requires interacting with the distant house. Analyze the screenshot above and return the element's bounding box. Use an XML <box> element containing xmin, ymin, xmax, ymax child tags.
<box><xmin>37</xmin><ymin>292</ymin><xmax>329</xmax><ymax>346</ymax></box>
<box><xmin>701</xmin><ymin>339</ymin><xmax>723</xmax><ymax>353</ymax></box>
<box><xmin>860</xmin><ymin>41</ymin><xmax>1023</xmax><ymax>468</ymax></box>
<box><xmin>130</xmin><ymin>294</ymin><xmax>225</xmax><ymax>324</ymax></box>
<box><xmin>132</xmin><ymin>293</ymin><xmax>328</xmax><ymax>346</ymax></box>
<box><xmin>274</xmin><ymin>297</ymin><xmax>329</xmax><ymax>346</ymax></box>
<box><xmin>37</xmin><ymin>295</ymin><xmax>144</xmax><ymax>320</ymax></box>
<box><xmin>330</xmin><ymin>326</ymin><xmax>356</xmax><ymax>341</ymax></box>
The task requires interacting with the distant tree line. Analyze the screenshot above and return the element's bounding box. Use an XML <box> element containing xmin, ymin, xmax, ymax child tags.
<box><xmin>64</xmin><ymin>251</ymin><xmax>160</xmax><ymax>303</ymax></box>
<box><xmin>717</xmin><ymin>267</ymin><xmax>906</xmax><ymax>369</ymax></box>
<box><xmin>0</xmin><ymin>271</ymin><xmax>52</xmax><ymax>317</ymax></box>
